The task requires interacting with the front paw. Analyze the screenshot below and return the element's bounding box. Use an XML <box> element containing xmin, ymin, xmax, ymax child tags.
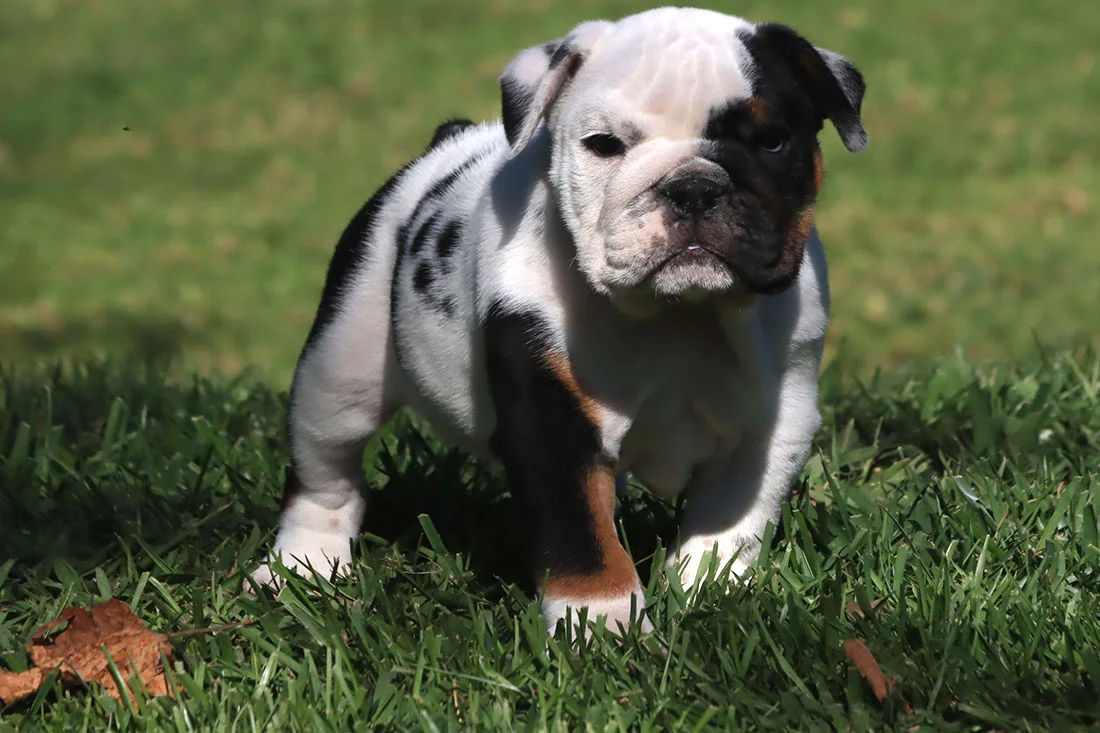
<box><xmin>246</xmin><ymin>494</ymin><xmax>365</xmax><ymax>594</ymax></box>
<box><xmin>542</xmin><ymin>589</ymin><xmax>654</xmax><ymax>640</ymax></box>
<box><xmin>247</xmin><ymin>531</ymin><xmax>356</xmax><ymax>594</ymax></box>
<box><xmin>669</xmin><ymin>535</ymin><xmax>758</xmax><ymax>595</ymax></box>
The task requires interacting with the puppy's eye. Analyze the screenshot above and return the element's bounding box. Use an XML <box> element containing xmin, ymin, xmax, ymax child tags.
<box><xmin>757</xmin><ymin>127</ymin><xmax>790</xmax><ymax>154</ymax></box>
<box><xmin>582</xmin><ymin>133</ymin><xmax>627</xmax><ymax>158</ymax></box>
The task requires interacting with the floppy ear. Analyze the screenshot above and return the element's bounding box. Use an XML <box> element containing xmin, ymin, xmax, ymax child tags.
<box><xmin>750</xmin><ymin>23</ymin><xmax>868</xmax><ymax>153</ymax></box>
<box><xmin>499</xmin><ymin>21</ymin><xmax>612</xmax><ymax>154</ymax></box>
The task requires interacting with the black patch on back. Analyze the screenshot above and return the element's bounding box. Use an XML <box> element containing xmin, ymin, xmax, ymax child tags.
<box><xmin>484</xmin><ymin>303</ymin><xmax>607</xmax><ymax>578</ymax></box>
<box><xmin>427</xmin><ymin>118</ymin><xmax>475</xmax><ymax>150</ymax></box>
<box><xmin>301</xmin><ymin>161</ymin><xmax>415</xmax><ymax>349</ymax></box>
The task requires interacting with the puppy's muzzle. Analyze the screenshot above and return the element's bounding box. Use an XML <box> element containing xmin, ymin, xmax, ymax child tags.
<box><xmin>656</xmin><ymin>175</ymin><xmax>730</xmax><ymax>221</ymax></box>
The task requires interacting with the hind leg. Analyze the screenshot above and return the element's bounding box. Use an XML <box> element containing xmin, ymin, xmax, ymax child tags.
<box><xmin>249</xmin><ymin>283</ymin><xmax>403</xmax><ymax>590</ymax></box>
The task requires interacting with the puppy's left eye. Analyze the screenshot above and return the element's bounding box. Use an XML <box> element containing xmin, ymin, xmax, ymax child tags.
<box><xmin>757</xmin><ymin>127</ymin><xmax>790</xmax><ymax>154</ymax></box>
<box><xmin>582</xmin><ymin>133</ymin><xmax>627</xmax><ymax>158</ymax></box>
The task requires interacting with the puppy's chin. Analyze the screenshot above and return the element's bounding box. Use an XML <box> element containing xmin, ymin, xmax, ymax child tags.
<box><xmin>647</xmin><ymin>250</ymin><xmax>737</xmax><ymax>300</ymax></box>
<box><xmin>604</xmin><ymin>256</ymin><xmax>758</xmax><ymax>319</ymax></box>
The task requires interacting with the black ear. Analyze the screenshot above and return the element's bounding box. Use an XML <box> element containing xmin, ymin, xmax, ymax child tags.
<box><xmin>748</xmin><ymin>23</ymin><xmax>868</xmax><ymax>152</ymax></box>
<box><xmin>498</xmin><ymin>21</ymin><xmax>612</xmax><ymax>154</ymax></box>
<box><xmin>500</xmin><ymin>40</ymin><xmax>563</xmax><ymax>149</ymax></box>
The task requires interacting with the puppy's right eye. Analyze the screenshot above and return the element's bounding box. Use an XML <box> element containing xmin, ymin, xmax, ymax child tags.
<box><xmin>582</xmin><ymin>133</ymin><xmax>626</xmax><ymax>158</ymax></box>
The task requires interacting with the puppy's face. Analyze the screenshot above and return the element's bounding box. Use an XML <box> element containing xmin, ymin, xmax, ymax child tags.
<box><xmin>500</xmin><ymin>8</ymin><xmax>867</xmax><ymax>307</ymax></box>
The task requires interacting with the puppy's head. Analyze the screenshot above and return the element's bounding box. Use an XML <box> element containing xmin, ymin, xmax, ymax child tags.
<box><xmin>499</xmin><ymin>8</ymin><xmax>866</xmax><ymax>309</ymax></box>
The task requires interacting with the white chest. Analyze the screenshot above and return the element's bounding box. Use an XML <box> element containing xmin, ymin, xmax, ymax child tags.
<box><xmin>577</xmin><ymin>307</ymin><xmax>780</xmax><ymax>498</ymax></box>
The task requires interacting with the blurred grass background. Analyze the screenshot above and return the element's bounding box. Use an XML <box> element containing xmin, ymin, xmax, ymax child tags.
<box><xmin>1</xmin><ymin>0</ymin><xmax>1097</xmax><ymax>382</ymax></box>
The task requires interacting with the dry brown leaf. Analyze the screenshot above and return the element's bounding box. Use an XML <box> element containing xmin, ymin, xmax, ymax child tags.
<box><xmin>844</xmin><ymin>638</ymin><xmax>894</xmax><ymax>701</ymax></box>
<box><xmin>0</xmin><ymin>599</ymin><xmax>177</xmax><ymax>708</ymax></box>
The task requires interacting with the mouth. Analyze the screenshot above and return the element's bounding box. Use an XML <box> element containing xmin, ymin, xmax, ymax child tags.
<box><xmin>652</xmin><ymin>244</ymin><xmax>727</xmax><ymax>274</ymax></box>
<box><xmin>642</xmin><ymin>244</ymin><xmax>736</xmax><ymax>299</ymax></box>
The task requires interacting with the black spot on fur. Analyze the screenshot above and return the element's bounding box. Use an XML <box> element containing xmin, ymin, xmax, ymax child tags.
<box><xmin>409</xmin><ymin>213</ymin><xmax>440</xmax><ymax>256</ymax></box>
<box><xmin>411</xmin><ymin>260</ymin><xmax>457</xmax><ymax>318</ymax></box>
<box><xmin>427</xmin><ymin>118</ymin><xmax>475</xmax><ymax>150</ymax></box>
<box><xmin>484</xmin><ymin>303</ymin><xmax>608</xmax><ymax>579</ymax></box>
<box><xmin>412</xmin><ymin>261</ymin><xmax>434</xmax><ymax>294</ymax></box>
<box><xmin>435</xmin><ymin>219</ymin><xmax>462</xmax><ymax>264</ymax></box>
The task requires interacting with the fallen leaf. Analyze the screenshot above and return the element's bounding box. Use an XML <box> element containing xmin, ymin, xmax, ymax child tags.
<box><xmin>0</xmin><ymin>599</ymin><xmax>177</xmax><ymax>709</ymax></box>
<box><xmin>844</xmin><ymin>638</ymin><xmax>894</xmax><ymax>702</ymax></box>
<box><xmin>0</xmin><ymin>668</ymin><xmax>48</xmax><ymax>704</ymax></box>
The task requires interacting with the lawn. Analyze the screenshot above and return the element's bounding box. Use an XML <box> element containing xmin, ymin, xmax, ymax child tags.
<box><xmin>1</xmin><ymin>354</ymin><xmax>1098</xmax><ymax>729</ymax></box>
<box><xmin>1</xmin><ymin>0</ymin><xmax>1099</xmax><ymax>729</ymax></box>
<box><xmin>1</xmin><ymin>0</ymin><xmax>1098</xmax><ymax>379</ymax></box>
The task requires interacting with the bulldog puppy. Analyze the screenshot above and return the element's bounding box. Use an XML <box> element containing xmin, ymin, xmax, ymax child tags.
<box><xmin>250</xmin><ymin>7</ymin><xmax>867</xmax><ymax>635</ymax></box>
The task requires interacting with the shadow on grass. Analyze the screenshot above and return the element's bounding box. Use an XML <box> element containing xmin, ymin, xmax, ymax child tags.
<box><xmin>0</xmin><ymin>362</ymin><xmax>286</xmax><ymax>574</ymax></box>
<box><xmin>0</xmin><ymin>309</ymin><xmax>215</xmax><ymax>366</ymax></box>
<box><xmin>357</xmin><ymin>413</ymin><xmax>682</xmax><ymax>597</ymax></box>
<box><xmin>6</xmin><ymin>347</ymin><xmax>1092</xmax><ymax>591</ymax></box>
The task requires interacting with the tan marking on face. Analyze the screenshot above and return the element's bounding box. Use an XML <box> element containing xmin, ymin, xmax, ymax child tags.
<box><xmin>779</xmin><ymin>148</ymin><xmax>822</xmax><ymax>275</ymax></box>
<box><xmin>746</xmin><ymin>96</ymin><xmax>771</xmax><ymax>126</ymax></box>
<box><xmin>542</xmin><ymin>463</ymin><xmax>640</xmax><ymax>599</ymax></box>
<box><xmin>781</xmin><ymin>205</ymin><xmax>815</xmax><ymax>274</ymax></box>
<box><xmin>813</xmin><ymin>147</ymin><xmax>825</xmax><ymax>193</ymax></box>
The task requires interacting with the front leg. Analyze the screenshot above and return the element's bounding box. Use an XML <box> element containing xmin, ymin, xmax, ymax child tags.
<box><xmin>485</xmin><ymin>306</ymin><xmax>650</xmax><ymax>637</ymax></box>
<box><xmin>672</xmin><ymin>366</ymin><xmax>822</xmax><ymax>592</ymax></box>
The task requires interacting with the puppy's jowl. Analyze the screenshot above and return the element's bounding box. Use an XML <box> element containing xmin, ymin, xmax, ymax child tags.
<box><xmin>250</xmin><ymin>7</ymin><xmax>867</xmax><ymax>635</ymax></box>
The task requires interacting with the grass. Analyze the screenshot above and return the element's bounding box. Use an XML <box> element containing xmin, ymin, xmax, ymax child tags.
<box><xmin>1</xmin><ymin>0</ymin><xmax>1098</xmax><ymax>380</ymax></box>
<box><xmin>1</xmin><ymin>350</ymin><xmax>1098</xmax><ymax>729</ymax></box>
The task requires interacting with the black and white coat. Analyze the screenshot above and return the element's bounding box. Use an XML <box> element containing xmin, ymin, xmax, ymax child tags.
<box><xmin>250</xmin><ymin>7</ymin><xmax>866</xmax><ymax>635</ymax></box>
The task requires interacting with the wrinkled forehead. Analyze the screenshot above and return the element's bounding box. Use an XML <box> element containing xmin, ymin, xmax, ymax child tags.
<box><xmin>570</xmin><ymin>10</ymin><xmax>756</xmax><ymax>137</ymax></box>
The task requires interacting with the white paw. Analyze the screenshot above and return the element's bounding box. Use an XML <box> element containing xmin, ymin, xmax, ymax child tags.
<box><xmin>247</xmin><ymin>493</ymin><xmax>365</xmax><ymax>593</ymax></box>
<box><xmin>543</xmin><ymin>589</ymin><xmax>653</xmax><ymax>639</ymax></box>
<box><xmin>669</xmin><ymin>535</ymin><xmax>757</xmax><ymax>595</ymax></box>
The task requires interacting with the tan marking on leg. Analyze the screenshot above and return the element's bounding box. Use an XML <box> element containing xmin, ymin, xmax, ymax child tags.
<box><xmin>541</xmin><ymin>351</ymin><xmax>601</xmax><ymax>429</ymax></box>
<box><xmin>536</xmin><ymin>351</ymin><xmax>639</xmax><ymax>599</ymax></box>
<box><xmin>542</xmin><ymin>464</ymin><xmax>639</xmax><ymax>599</ymax></box>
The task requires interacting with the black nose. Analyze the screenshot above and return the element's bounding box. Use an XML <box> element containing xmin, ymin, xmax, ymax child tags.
<box><xmin>657</xmin><ymin>176</ymin><xmax>728</xmax><ymax>218</ymax></box>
